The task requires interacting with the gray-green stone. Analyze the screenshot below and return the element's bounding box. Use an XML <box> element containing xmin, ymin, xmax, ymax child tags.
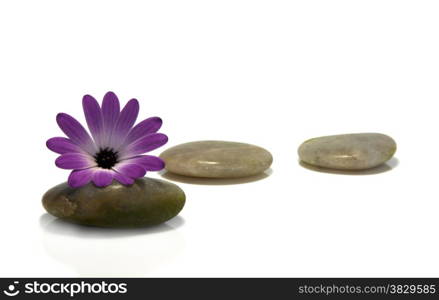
<box><xmin>160</xmin><ymin>141</ymin><xmax>273</xmax><ymax>178</ymax></box>
<box><xmin>42</xmin><ymin>178</ymin><xmax>185</xmax><ymax>228</ymax></box>
<box><xmin>298</xmin><ymin>133</ymin><xmax>397</xmax><ymax>170</ymax></box>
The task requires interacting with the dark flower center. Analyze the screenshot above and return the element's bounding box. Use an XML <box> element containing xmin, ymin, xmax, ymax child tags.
<box><xmin>94</xmin><ymin>148</ymin><xmax>119</xmax><ymax>169</ymax></box>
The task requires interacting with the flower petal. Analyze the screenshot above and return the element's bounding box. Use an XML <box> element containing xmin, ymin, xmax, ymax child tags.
<box><xmin>113</xmin><ymin>171</ymin><xmax>135</xmax><ymax>185</ymax></box>
<box><xmin>55</xmin><ymin>153</ymin><xmax>96</xmax><ymax>170</ymax></box>
<box><xmin>110</xmin><ymin>99</ymin><xmax>139</xmax><ymax>148</ymax></box>
<box><xmin>120</xmin><ymin>133</ymin><xmax>168</xmax><ymax>159</ymax></box>
<box><xmin>83</xmin><ymin>94</ymin><xmax>104</xmax><ymax>147</ymax></box>
<box><xmin>114</xmin><ymin>163</ymin><xmax>146</xmax><ymax>180</ymax></box>
<box><xmin>46</xmin><ymin>137</ymin><xmax>82</xmax><ymax>154</ymax></box>
<box><xmin>101</xmin><ymin>91</ymin><xmax>120</xmax><ymax>144</ymax></box>
<box><xmin>68</xmin><ymin>168</ymin><xmax>95</xmax><ymax>188</ymax></box>
<box><xmin>92</xmin><ymin>169</ymin><xmax>114</xmax><ymax>187</ymax></box>
<box><xmin>56</xmin><ymin>113</ymin><xmax>96</xmax><ymax>154</ymax></box>
<box><xmin>121</xmin><ymin>155</ymin><xmax>165</xmax><ymax>171</ymax></box>
<box><xmin>125</xmin><ymin>117</ymin><xmax>163</xmax><ymax>145</ymax></box>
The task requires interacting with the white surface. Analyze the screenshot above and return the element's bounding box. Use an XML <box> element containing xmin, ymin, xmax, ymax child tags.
<box><xmin>0</xmin><ymin>0</ymin><xmax>438</xmax><ymax>277</ymax></box>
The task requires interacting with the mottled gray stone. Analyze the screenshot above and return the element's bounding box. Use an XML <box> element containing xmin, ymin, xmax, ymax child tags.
<box><xmin>160</xmin><ymin>141</ymin><xmax>273</xmax><ymax>178</ymax></box>
<box><xmin>42</xmin><ymin>178</ymin><xmax>185</xmax><ymax>228</ymax></box>
<box><xmin>298</xmin><ymin>133</ymin><xmax>397</xmax><ymax>170</ymax></box>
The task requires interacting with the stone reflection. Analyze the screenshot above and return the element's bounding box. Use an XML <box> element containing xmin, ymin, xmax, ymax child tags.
<box><xmin>40</xmin><ymin>214</ymin><xmax>185</xmax><ymax>276</ymax></box>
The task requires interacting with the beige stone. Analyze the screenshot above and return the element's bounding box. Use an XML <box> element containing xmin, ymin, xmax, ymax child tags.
<box><xmin>298</xmin><ymin>133</ymin><xmax>397</xmax><ymax>170</ymax></box>
<box><xmin>160</xmin><ymin>141</ymin><xmax>273</xmax><ymax>178</ymax></box>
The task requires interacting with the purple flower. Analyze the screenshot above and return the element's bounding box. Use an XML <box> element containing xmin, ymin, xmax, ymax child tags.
<box><xmin>46</xmin><ymin>91</ymin><xmax>168</xmax><ymax>188</ymax></box>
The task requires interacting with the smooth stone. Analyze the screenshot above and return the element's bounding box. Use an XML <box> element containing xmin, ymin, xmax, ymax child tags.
<box><xmin>298</xmin><ymin>133</ymin><xmax>397</xmax><ymax>170</ymax></box>
<box><xmin>42</xmin><ymin>178</ymin><xmax>185</xmax><ymax>228</ymax></box>
<box><xmin>160</xmin><ymin>140</ymin><xmax>273</xmax><ymax>178</ymax></box>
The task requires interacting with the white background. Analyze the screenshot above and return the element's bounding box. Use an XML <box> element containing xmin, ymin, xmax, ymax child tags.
<box><xmin>0</xmin><ymin>0</ymin><xmax>438</xmax><ymax>277</ymax></box>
